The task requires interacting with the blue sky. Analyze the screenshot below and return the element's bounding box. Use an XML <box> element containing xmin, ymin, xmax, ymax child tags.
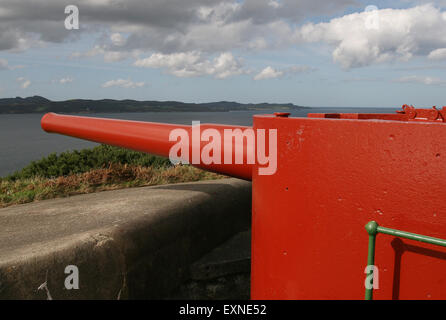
<box><xmin>0</xmin><ymin>0</ymin><xmax>445</xmax><ymax>107</ymax></box>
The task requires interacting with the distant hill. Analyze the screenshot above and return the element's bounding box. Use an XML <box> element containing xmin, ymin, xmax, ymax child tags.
<box><xmin>0</xmin><ymin>96</ymin><xmax>308</xmax><ymax>114</ymax></box>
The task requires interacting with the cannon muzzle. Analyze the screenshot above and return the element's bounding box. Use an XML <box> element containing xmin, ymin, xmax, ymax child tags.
<box><xmin>41</xmin><ymin>113</ymin><xmax>253</xmax><ymax>180</ymax></box>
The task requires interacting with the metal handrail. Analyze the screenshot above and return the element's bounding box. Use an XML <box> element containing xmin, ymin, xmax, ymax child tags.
<box><xmin>364</xmin><ymin>221</ymin><xmax>446</xmax><ymax>300</ymax></box>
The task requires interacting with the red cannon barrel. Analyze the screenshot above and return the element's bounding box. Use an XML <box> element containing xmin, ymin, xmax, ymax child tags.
<box><xmin>41</xmin><ymin>112</ymin><xmax>253</xmax><ymax>180</ymax></box>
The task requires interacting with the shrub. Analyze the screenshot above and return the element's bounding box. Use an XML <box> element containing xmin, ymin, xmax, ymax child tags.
<box><xmin>4</xmin><ymin>145</ymin><xmax>172</xmax><ymax>180</ymax></box>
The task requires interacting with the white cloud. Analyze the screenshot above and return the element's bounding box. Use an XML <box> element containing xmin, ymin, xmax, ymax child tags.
<box><xmin>298</xmin><ymin>4</ymin><xmax>446</xmax><ymax>69</ymax></box>
<box><xmin>254</xmin><ymin>66</ymin><xmax>283</xmax><ymax>80</ymax></box>
<box><xmin>72</xmin><ymin>45</ymin><xmax>131</xmax><ymax>62</ymax></box>
<box><xmin>254</xmin><ymin>65</ymin><xmax>314</xmax><ymax>80</ymax></box>
<box><xmin>58</xmin><ymin>77</ymin><xmax>74</xmax><ymax>84</ymax></box>
<box><xmin>0</xmin><ymin>0</ymin><xmax>354</xmax><ymax>55</ymax></box>
<box><xmin>394</xmin><ymin>75</ymin><xmax>446</xmax><ymax>86</ymax></box>
<box><xmin>101</xmin><ymin>78</ymin><xmax>145</xmax><ymax>88</ymax></box>
<box><xmin>134</xmin><ymin>51</ymin><xmax>246</xmax><ymax>78</ymax></box>
<box><xmin>268</xmin><ymin>1</ymin><xmax>282</xmax><ymax>9</ymax></box>
<box><xmin>428</xmin><ymin>48</ymin><xmax>446</xmax><ymax>60</ymax></box>
<box><xmin>17</xmin><ymin>77</ymin><xmax>31</xmax><ymax>88</ymax></box>
<box><xmin>110</xmin><ymin>33</ymin><xmax>126</xmax><ymax>47</ymax></box>
<box><xmin>2</xmin><ymin>1</ymin><xmax>446</xmax><ymax>73</ymax></box>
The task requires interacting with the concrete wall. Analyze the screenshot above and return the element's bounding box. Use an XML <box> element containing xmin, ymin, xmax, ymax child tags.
<box><xmin>171</xmin><ymin>230</ymin><xmax>251</xmax><ymax>300</ymax></box>
<box><xmin>0</xmin><ymin>178</ymin><xmax>251</xmax><ymax>299</ymax></box>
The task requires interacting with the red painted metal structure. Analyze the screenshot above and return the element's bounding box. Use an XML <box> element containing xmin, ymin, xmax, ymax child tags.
<box><xmin>41</xmin><ymin>112</ymin><xmax>252</xmax><ymax>180</ymax></box>
<box><xmin>41</xmin><ymin>105</ymin><xmax>446</xmax><ymax>299</ymax></box>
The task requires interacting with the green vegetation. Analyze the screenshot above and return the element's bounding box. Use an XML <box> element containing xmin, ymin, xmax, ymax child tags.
<box><xmin>0</xmin><ymin>145</ymin><xmax>225</xmax><ymax>208</ymax></box>
<box><xmin>5</xmin><ymin>144</ymin><xmax>171</xmax><ymax>180</ymax></box>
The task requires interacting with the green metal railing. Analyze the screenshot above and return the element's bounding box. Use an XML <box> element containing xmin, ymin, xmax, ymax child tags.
<box><xmin>364</xmin><ymin>221</ymin><xmax>446</xmax><ymax>300</ymax></box>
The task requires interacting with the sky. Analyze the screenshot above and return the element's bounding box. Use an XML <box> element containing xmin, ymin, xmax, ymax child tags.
<box><xmin>0</xmin><ymin>0</ymin><xmax>446</xmax><ymax>107</ymax></box>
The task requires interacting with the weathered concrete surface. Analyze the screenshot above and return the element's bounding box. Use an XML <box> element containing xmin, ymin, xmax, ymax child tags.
<box><xmin>171</xmin><ymin>230</ymin><xmax>251</xmax><ymax>300</ymax></box>
<box><xmin>0</xmin><ymin>178</ymin><xmax>251</xmax><ymax>299</ymax></box>
<box><xmin>190</xmin><ymin>230</ymin><xmax>251</xmax><ymax>281</ymax></box>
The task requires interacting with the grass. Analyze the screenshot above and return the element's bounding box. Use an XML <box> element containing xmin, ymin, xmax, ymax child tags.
<box><xmin>5</xmin><ymin>144</ymin><xmax>172</xmax><ymax>180</ymax></box>
<box><xmin>0</xmin><ymin>146</ymin><xmax>226</xmax><ymax>208</ymax></box>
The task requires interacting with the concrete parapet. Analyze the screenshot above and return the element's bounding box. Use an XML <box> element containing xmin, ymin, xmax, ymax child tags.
<box><xmin>0</xmin><ymin>178</ymin><xmax>251</xmax><ymax>299</ymax></box>
<box><xmin>172</xmin><ymin>230</ymin><xmax>251</xmax><ymax>300</ymax></box>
